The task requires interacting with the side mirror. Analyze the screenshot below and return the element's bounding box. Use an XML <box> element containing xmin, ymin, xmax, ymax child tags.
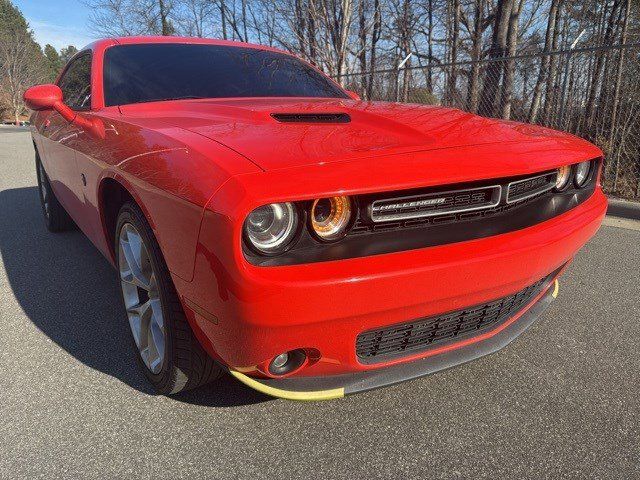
<box><xmin>346</xmin><ymin>90</ymin><xmax>361</xmax><ymax>101</ymax></box>
<box><xmin>24</xmin><ymin>84</ymin><xmax>63</xmax><ymax>111</ymax></box>
<box><xmin>23</xmin><ymin>84</ymin><xmax>104</xmax><ymax>139</ymax></box>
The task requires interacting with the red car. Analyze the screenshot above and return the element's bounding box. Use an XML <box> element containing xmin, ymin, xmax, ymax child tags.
<box><xmin>24</xmin><ymin>37</ymin><xmax>606</xmax><ymax>400</ymax></box>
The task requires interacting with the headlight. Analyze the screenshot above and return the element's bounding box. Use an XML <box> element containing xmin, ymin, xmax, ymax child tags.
<box><xmin>244</xmin><ymin>202</ymin><xmax>298</xmax><ymax>254</ymax></box>
<box><xmin>574</xmin><ymin>161</ymin><xmax>591</xmax><ymax>187</ymax></box>
<box><xmin>555</xmin><ymin>165</ymin><xmax>571</xmax><ymax>190</ymax></box>
<box><xmin>310</xmin><ymin>196</ymin><xmax>352</xmax><ymax>241</ymax></box>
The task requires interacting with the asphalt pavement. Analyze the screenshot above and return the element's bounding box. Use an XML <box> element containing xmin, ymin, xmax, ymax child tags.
<box><xmin>1</xmin><ymin>128</ymin><xmax>638</xmax><ymax>479</ymax></box>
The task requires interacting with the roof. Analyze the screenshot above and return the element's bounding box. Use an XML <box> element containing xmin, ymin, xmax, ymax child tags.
<box><xmin>83</xmin><ymin>36</ymin><xmax>284</xmax><ymax>55</ymax></box>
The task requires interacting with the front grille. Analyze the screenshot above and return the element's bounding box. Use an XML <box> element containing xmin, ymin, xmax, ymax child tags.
<box><xmin>350</xmin><ymin>188</ymin><xmax>546</xmax><ymax>236</ymax></box>
<box><xmin>369</xmin><ymin>185</ymin><xmax>501</xmax><ymax>223</ymax></box>
<box><xmin>507</xmin><ymin>172</ymin><xmax>556</xmax><ymax>204</ymax></box>
<box><xmin>356</xmin><ymin>271</ymin><xmax>555</xmax><ymax>363</ymax></box>
<box><xmin>350</xmin><ymin>170</ymin><xmax>555</xmax><ymax>237</ymax></box>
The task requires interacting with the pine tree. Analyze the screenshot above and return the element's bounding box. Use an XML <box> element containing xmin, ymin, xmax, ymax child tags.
<box><xmin>44</xmin><ymin>44</ymin><xmax>63</xmax><ymax>81</ymax></box>
<box><xmin>0</xmin><ymin>0</ymin><xmax>47</xmax><ymax>123</ymax></box>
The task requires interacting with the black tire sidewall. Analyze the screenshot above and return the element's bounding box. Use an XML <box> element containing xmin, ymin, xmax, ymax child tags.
<box><xmin>115</xmin><ymin>203</ymin><xmax>175</xmax><ymax>390</ymax></box>
<box><xmin>35</xmin><ymin>156</ymin><xmax>53</xmax><ymax>230</ymax></box>
<box><xmin>35</xmin><ymin>151</ymin><xmax>74</xmax><ymax>232</ymax></box>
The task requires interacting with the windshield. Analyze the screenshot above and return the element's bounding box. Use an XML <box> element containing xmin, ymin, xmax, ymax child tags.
<box><xmin>103</xmin><ymin>44</ymin><xmax>348</xmax><ymax>106</ymax></box>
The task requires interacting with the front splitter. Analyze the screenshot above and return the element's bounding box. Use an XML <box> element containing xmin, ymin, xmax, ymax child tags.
<box><xmin>229</xmin><ymin>279</ymin><xmax>559</xmax><ymax>401</ymax></box>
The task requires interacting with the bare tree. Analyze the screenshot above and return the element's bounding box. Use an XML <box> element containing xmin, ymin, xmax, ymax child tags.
<box><xmin>540</xmin><ymin>0</ymin><xmax>563</xmax><ymax>124</ymax></box>
<box><xmin>478</xmin><ymin>0</ymin><xmax>517</xmax><ymax>117</ymax></box>
<box><xmin>445</xmin><ymin>0</ymin><xmax>461</xmax><ymax>104</ymax></box>
<box><xmin>367</xmin><ymin>0</ymin><xmax>381</xmax><ymax>98</ymax></box>
<box><xmin>71</xmin><ymin>0</ymin><xmax>640</xmax><ymax>199</ymax></box>
<box><xmin>84</xmin><ymin>0</ymin><xmax>176</xmax><ymax>36</ymax></box>
<box><xmin>319</xmin><ymin>0</ymin><xmax>355</xmax><ymax>77</ymax></box>
<box><xmin>500</xmin><ymin>0</ymin><xmax>525</xmax><ymax>119</ymax></box>
<box><xmin>528</xmin><ymin>0</ymin><xmax>562</xmax><ymax>123</ymax></box>
<box><xmin>358</xmin><ymin>0</ymin><xmax>368</xmax><ymax>92</ymax></box>
<box><xmin>605</xmin><ymin>0</ymin><xmax>631</xmax><ymax>178</ymax></box>
<box><xmin>0</xmin><ymin>31</ymin><xmax>46</xmax><ymax>124</ymax></box>
<box><xmin>392</xmin><ymin>0</ymin><xmax>414</xmax><ymax>100</ymax></box>
<box><xmin>584</xmin><ymin>0</ymin><xmax>622</xmax><ymax>132</ymax></box>
<box><xmin>464</xmin><ymin>0</ymin><xmax>487</xmax><ymax>112</ymax></box>
<box><xmin>176</xmin><ymin>0</ymin><xmax>213</xmax><ymax>37</ymax></box>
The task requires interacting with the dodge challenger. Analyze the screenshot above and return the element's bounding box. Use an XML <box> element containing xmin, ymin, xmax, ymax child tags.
<box><xmin>23</xmin><ymin>37</ymin><xmax>606</xmax><ymax>400</ymax></box>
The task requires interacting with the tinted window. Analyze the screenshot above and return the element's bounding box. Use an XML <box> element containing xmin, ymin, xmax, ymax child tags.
<box><xmin>58</xmin><ymin>54</ymin><xmax>92</xmax><ymax>110</ymax></box>
<box><xmin>103</xmin><ymin>44</ymin><xmax>348</xmax><ymax>106</ymax></box>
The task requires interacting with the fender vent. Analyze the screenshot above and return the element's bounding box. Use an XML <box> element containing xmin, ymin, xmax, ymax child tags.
<box><xmin>271</xmin><ymin>113</ymin><xmax>351</xmax><ymax>123</ymax></box>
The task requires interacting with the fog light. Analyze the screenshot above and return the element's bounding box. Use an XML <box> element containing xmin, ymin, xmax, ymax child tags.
<box><xmin>271</xmin><ymin>353</ymin><xmax>289</xmax><ymax>369</ymax></box>
<box><xmin>268</xmin><ymin>349</ymin><xmax>307</xmax><ymax>376</ymax></box>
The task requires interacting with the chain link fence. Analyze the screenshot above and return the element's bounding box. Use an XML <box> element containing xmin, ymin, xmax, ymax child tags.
<box><xmin>337</xmin><ymin>44</ymin><xmax>640</xmax><ymax>200</ymax></box>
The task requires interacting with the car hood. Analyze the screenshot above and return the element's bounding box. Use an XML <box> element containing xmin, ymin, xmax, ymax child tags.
<box><xmin>119</xmin><ymin>98</ymin><xmax>596</xmax><ymax>172</ymax></box>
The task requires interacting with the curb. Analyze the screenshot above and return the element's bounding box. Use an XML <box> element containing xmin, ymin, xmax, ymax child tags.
<box><xmin>607</xmin><ymin>198</ymin><xmax>640</xmax><ymax>221</ymax></box>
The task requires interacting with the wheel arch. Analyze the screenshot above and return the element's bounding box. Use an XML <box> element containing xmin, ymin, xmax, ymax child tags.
<box><xmin>98</xmin><ymin>175</ymin><xmax>155</xmax><ymax>264</ymax></box>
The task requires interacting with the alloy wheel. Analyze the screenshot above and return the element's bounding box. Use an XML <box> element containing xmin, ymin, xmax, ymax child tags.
<box><xmin>118</xmin><ymin>223</ymin><xmax>166</xmax><ymax>374</ymax></box>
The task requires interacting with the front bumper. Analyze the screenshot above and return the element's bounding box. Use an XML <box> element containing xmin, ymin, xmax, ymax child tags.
<box><xmin>228</xmin><ymin>278</ymin><xmax>559</xmax><ymax>400</ymax></box>
<box><xmin>180</xmin><ymin>186</ymin><xmax>605</xmax><ymax>379</ymax></box>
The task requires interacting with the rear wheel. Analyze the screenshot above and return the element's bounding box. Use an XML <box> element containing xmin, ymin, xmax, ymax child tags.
<box><xmin>35</xmin><ymin>151</ymin><xmax>74</xmax><ymax>232</ymax></box>
<box><xmin>115</xmin><ymin>202</ymin><xmax>222</xmax><ymax>394</ymax></box>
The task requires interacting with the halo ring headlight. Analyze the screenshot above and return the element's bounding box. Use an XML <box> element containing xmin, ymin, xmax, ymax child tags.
<box><xmin>310</xmin><ymin>196</ymin><xmax>353</xmax><ymax>241</ymax></box>
<box><xmin>555</xmin><ymin>165</ymin><xmax>572</xmax><ymax>191</ymax></box>
<box><xmin>244</xmin><ymin>202</ymin><xmax>298</xmax><ymax>254</ymax></box>
<box><xmin>574</xmin><ymin>161</ymin><xmax>592</xmax><ymax>188</ymax></box>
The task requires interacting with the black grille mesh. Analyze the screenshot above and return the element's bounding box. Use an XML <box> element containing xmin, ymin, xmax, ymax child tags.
<box><xmin>507</xmin><ymin>173</ymin><xmax>555</xmax><ymax>202</ymax></box>
<box><xmin>370</xmin><ymin>188</ymin><xmax>495</xmax><ymax>221</ymax></box>
<box><xmin>356</xmin><ymin>272</ymin><xmax>554</xmax><ymax>363</ymax></box>
<box><xmin>351</xmin><ymin>171</ymin><xmax>555</xmax><ymax>237</ymax></box>
<box><xmin>350</xmin><ymin>190</ymin><xmax>544</xmax><ymax>236</ymax></box>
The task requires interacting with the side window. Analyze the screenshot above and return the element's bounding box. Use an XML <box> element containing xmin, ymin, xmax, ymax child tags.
<box><xmin>58</xmin><ymin>54</ymin><xmax>92</xmax><ymax>110</ymax></box>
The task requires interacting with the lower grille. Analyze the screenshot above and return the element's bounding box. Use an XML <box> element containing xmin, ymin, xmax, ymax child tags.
<box><xmin>356</xmin><ymin>271</ymin><xmax>557</xmax><ymax>363</ymax></box>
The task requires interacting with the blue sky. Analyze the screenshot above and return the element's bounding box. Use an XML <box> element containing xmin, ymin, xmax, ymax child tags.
<box><xmin>13</xmin><ymin>0</ymin><xmax>97</xmax><ymax>50</ymax></box>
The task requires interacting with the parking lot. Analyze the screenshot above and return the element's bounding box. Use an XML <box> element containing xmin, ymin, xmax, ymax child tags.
<box><xmin>1</xmin><ymin>128</ymin><xmax>638</xmax><ymax>479</ymax></box>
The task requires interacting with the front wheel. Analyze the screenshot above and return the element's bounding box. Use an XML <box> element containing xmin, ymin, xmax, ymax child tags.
<box><xmin>115</xmin><ymin>202</ymin><xmax>222</xmax><ymax>394</ymax></box>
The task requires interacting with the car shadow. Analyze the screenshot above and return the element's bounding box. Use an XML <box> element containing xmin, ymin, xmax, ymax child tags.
<box><xmin>0</xmin><ymin>186</ymin><xmax>269</xmax><ymax>407</ymax></box>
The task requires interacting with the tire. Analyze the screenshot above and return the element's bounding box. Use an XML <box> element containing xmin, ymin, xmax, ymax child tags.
<box><xmin>35</xmin><ymin>149</ymin><xmax>75</xmax><ymax>232</ymax></box>
<box><xmin>115</xmin><ymin>202</ymin><xmax>222</xmax><ymax>394</ymax></box>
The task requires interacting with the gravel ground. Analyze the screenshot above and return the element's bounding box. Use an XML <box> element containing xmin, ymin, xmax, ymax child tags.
<box><xmin>1</xmin><ymin>129</ymin><xmax>638</xmax><ymax>479</ymax></box>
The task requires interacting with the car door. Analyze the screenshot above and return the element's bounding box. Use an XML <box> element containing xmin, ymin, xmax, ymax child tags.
<box><xmin>39</xmin><ymin>53</ymin><xmax>94</xmax><ymax>236</ymax></box>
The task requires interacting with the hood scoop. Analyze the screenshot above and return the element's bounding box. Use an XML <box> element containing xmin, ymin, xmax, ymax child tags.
<box><xmin>270</xmin><ymin>112</ymin><xmax>351</xmax><ymax>124</ymax></box>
